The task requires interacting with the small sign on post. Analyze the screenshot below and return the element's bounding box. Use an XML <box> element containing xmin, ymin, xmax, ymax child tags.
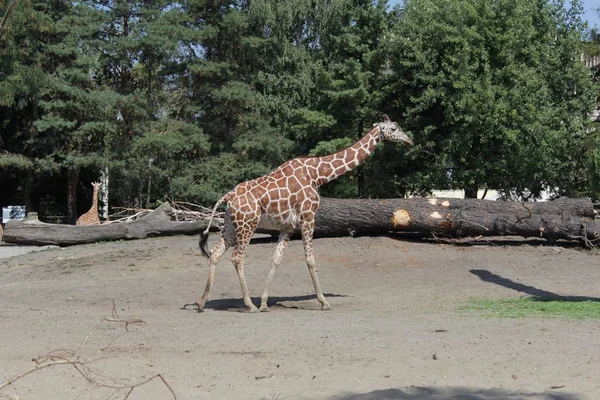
<box><xmin>2</xmin><ymin>206</ymin><xmax>26</xmax><ymax>224</ymax></box>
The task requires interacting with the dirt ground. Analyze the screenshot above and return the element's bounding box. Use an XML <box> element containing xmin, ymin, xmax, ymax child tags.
<box><xmin>1</xmin><ymin>234</ymin><xmax>599</xmax><ymax>400</ymax></box>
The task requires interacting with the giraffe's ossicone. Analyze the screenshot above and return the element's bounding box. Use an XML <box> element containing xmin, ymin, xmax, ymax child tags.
<box><xmin>186</xmin><ymin>115</ymin><xmax>413</xmax><ymax>313</ymax></box>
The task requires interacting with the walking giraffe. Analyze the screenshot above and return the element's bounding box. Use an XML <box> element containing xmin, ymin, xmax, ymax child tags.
<box><xmin>187</xmin><ymin>115</ymin><xmax>413</xmax><ymax>312</ymax></box>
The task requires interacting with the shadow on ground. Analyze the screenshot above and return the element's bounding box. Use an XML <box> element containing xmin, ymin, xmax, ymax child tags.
<box><xmin>182</xmin><ymin>293</ymin><xmax>347</xmax><ymax>311</ymax></box>
<box><xmin>333</xmin><ymin>386</ymin><xmax>582</xmax><ymax>400</ymax></box>
<box><xmin>470</xmin><ymin>269</ymin><xmax>600</xmax><ymax>302</ymax></box>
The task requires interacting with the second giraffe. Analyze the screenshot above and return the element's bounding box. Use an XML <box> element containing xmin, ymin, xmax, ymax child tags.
<box><xmin>188</xmin><ymin>115</ymin><xmax>413</xmax><ymax>313</ymax></box>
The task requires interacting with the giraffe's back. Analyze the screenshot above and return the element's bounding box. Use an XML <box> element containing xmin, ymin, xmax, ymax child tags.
<box><xmin>228</xmin><ymin>158</ymin><xmax>319</xmax><ymax>231</ymax></box>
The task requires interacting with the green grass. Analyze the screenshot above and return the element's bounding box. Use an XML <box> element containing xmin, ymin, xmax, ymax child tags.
<box><xmin>459</xmin><ymin>297</ymin><xmax>600</xmax><ymax>319</ymax></box>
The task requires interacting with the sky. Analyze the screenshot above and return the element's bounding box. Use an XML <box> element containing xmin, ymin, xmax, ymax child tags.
<box><xmin>388</xmin><ymin>0</ymin><xmax>600</xmax><ymax>29</ymax></box>
<box><xmin>581</xmin><ymin>0</ymin><xmax>600</xmax><ymax>28</ymax></box>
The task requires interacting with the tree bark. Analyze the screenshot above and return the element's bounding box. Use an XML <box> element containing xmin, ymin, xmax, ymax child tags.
<box><xmin>2</xmin><ymin>197</ymin><xmax>598</xmax><ymax>247</ymax></box>
<box><xmin>311</xmin><ymin>197</ymin><xmax>599</xmax><ymax>245</ymax></box>
<box><xmin>100</xmin><ymin>166</ymin><xmax>109</xmax><ymax>220</ymax></box>
<box><xmin>67</xmin><ymin>167</ymin><xmax>79</xmax><ymax>224</ymax></box>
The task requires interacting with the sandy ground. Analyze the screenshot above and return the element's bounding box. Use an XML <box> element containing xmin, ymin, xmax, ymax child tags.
<box><xmin>0</xmin><ymin>234</ymin><xmax>599</xmax><ymax>400</ymax></box>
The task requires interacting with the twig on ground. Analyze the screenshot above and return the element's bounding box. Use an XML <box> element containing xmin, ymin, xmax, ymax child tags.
<box><xmin>0</xmin><ymin>300</ymin><xmax>176</xmax><ymax>399</ymax></box>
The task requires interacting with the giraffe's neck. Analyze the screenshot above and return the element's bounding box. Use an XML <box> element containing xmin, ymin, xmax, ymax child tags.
<box><xmin>90</xmin><ymin>186</ymin><xmax>99</xmax><ymax>211</ymax></box>
<box><xmin>312</xmin><ymin>126</ymin><xmax>381</xmax><ymax>187</ymax></box>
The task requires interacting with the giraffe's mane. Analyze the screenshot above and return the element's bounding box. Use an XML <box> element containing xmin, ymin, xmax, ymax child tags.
<box><xmin>296</xmin><ymin>125</ymin><xmax>380</xmax><ymax>160</ymax></box>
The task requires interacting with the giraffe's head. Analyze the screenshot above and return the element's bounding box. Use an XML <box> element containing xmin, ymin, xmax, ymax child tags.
<box><xmin>376</xmin><ymin>114</ymin><xmax>413</xmax><ymax>146</ymax></box>
<box><xmin>91</xmin><ymin>182</ymin><xmax>101</xmax><ymax>191</ymax></box>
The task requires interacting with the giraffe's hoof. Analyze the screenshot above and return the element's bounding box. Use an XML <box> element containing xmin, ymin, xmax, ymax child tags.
<box><xmin>238</xmin><ymin>306</ymin><xmax>259</xmax><ymax>313</ymax></box>
<box><xmin>321</xmin><ymin>303</ymin><xmax>332</xmax><ymax>311</ymax></box>
<box><xmin>259</xmin><ymin>305</ymin><xmax>270</xmax><ymax>312</ymax></box>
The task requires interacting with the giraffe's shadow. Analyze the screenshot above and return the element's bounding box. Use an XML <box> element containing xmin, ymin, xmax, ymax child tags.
<box><xmin>186</xmin><ymin>293</ymin><xmax>347</xmax><ymax>312</ymax></box>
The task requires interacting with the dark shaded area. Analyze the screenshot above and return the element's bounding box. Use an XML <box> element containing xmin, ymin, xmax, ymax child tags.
<box><xmin>182</xmin><ymin>293</ymin><xmax>347</xmax><ymax>312</ymax></box>
<box><xmin>470</xmin><ymin>269</ymin><xmax>600</xmax><ymax>302</ymax></box>
<box><xmin>332</xmin><ymin>386</ymin><xmax>582</xmax><ymax>400</ymax></box>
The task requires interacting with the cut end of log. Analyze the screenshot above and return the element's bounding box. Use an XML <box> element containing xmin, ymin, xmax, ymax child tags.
<box><xmin>392</xmin><ymin>209</ymin><xmax>411</xmax><ymax>228</ymax></box>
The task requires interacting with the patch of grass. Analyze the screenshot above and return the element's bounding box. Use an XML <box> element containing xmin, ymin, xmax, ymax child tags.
<box><xmin>459</xmin><ymin>297</ymin><xmax>600</xmax><ymax>319</ymax></box>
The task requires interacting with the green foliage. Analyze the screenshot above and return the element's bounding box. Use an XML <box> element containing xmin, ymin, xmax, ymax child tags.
<box><xmin>309</xmin><ymin>137</ymin><xmax>355</xmax><ymax>156</ymax></box>
<box><xmin>386</xmin><ymin>0</ymin><xmax>597</xmax><ymax>199</ymax></box>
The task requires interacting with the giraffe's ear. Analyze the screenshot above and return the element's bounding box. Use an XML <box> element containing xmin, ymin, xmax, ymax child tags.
<box><xmin>383</xmin><ymin>114</ymin><xmax>391</xmax><ymax>122</ymax></box>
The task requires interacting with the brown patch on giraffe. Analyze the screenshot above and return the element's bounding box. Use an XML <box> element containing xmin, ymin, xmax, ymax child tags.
<box><xmin>266</xmin><ymin>201</ymin><xmax>280</xmax><ymax>214</ymax></box>
<box><xmin>331</xmin><ymin>159</ymin><xmax>344</xmax><ymax>169</ymax></box>
<box><xmin>281</xmin><ymin>164</ymin><xmax>294</xmax><ymax>176</ymax></box>
<box><xmin>392</xmin><ymin>209</ymin><xmax>411</xmax><ymax>228</ymax></box>
<box><xmin>357</xmin><ymin>147</ymin><xmax>369</xmax><ymax>160</ymax></box>
<box><xmin>287</xmin><ymin>176</ymin><xmax>302</xmax><ymax>193</ymax></box>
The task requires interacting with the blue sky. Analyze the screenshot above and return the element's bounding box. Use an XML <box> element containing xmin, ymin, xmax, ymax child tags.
<box><xmin>388</xmin><ymin>0</ymin><xmax>600</xmax><ymax>28</ymax></box>
<box><xmin>581</xmin><ymin>0</ymin><xmax>600</xmax><ymax>28</ymax></box>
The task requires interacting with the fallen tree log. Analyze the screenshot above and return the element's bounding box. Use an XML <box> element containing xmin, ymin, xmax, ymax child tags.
<box><xmin>2</xmin><ymin>197</ymin><xmax>598</xmax><ymax>247</ymax></box>
<box><xmin>2</xmin><ymin>203</ymin><xmax>211</xmax><ymax>246</ymax></box>
<box><xmin>312</xmin><ymin>197</ymin><xmax>599</xmax><ymax>246</ymax></box>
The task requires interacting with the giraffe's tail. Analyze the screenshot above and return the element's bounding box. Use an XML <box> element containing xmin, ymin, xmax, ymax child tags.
<box><xmin>199</xmin><ymin>191</ymin><xmax>232</xmax><ymax>258</ymax></box>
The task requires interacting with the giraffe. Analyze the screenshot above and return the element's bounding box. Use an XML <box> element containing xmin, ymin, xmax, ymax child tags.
<box><xmin>76</xmin><ymin>182</ymin><xmax>101</xmax><ymax>225</ymax></box>
<box><xmin>187</xmin><ymin>115</ymin><xmax>413</xmax><ymax>313</ymax></box>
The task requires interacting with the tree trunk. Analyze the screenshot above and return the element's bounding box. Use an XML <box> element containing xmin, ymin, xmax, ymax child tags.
<box><xmin>66</xmin><ymin>167</ymin><xmax>79</xmax><ymax>224</ymax></box>
<box><xmin>311</xmin><ymin>197</ymin><xmax>599</xmax><ymax>245</ymax></box>
<box><xmin>464</xmin><ymin>184</ymin><xmax>478</xmax><ymax>199</ymax></box>
<box><xmin>3</xmin><ymin>203</ymin><xmax>210</xmax><ymax>246</ymax></box>
<box><xmin>24</xmin><ymin>169</ymin><xmax>33</xmax><ymax>215</ymax></box>
<box><xmin>3</xmin><ymin>198</ymin><xmax>598</xmax><ymax>247</ymax></box>
<box><xmin>100</xmin><ymin>167</ymin><xmax>109</xmax><ymax>220</ymax></box>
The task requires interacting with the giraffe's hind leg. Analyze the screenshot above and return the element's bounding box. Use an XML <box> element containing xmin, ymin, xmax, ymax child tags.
<box><xmin>259</xmin><ymin>228</ymin><xmax>293</xmax><ymax>312</ymax></box>
<box><xmin>184</xmin><ymin>210</ymin><xmax>236</xmax><ymax>312</ymax></box>
<box><xmin>183</xmin><ymin>236</ymin><xmax>229</xmax><ymax>312</ymax></box>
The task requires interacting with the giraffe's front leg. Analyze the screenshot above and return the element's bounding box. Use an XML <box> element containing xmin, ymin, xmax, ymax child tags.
<box><xmin>300</xmin><ymin>219</ymin><xmax>331</xmax><ymax>310</ymax></box>
<box><xmin>232</xmin><ymin>243</ymin><xmax>259</xmax><ymax>313</ymax></box>
<box><xmin>259</xmin><ymin>230</ymin><xmax>291</xmax><ymax>312</ymax></box>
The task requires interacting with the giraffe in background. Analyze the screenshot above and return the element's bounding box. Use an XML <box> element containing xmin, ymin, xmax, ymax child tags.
<box><xmin>76</xmin><ymin>182</ymin><xmax>101</xmax><ymax>225</ymax></box>
<box><xmin>187</xmin><ymin>115</ymin><xmax>413</xmax><ymax>312</ymax></box>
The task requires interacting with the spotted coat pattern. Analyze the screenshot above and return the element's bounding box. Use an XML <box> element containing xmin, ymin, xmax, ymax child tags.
<box><xmin>76</xmin><ymin>182</ymin><xmax>101</xmax><ymax>226</ymax></box>
<box><xmin>191</xmin><ymin>116</ymin><xmax>413</xmax><ymax>312</ymax></box>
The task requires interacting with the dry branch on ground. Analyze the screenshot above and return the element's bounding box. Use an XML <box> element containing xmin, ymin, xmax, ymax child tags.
<box><xmin>0</xmin><ymin>300</ymin><xmax>176</xmax><ymax>399</ymax></box>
